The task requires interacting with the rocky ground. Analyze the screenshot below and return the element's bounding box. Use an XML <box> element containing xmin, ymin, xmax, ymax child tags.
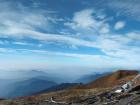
<box><xmin>1</xmin><ymin>87</ymin><xmax>140</xmax><ymax>105</ymax></box>
<box><xmin>75</xmin><ymin>89</ymin><xmax>140</xmax><ymax>105</ymax></box>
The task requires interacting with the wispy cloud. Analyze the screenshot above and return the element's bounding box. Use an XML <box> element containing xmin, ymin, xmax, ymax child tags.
<box><xmin>1</xmin><ymin>23</ymin><xmax>140</xmax><ymax>64</ymax></box>
<box><xmin>0</xmin><ymin>47</ymin><xmax>140</xmax><ymax>71</ymax></box>
<box><xmin>0</xmin><ymin>0</ymin><xmax>140</xmax><ymax>73</ymax></box>
<box><xmin>0</xmin><ymin>0</ymin><xmax>59</xmax><ymax>36</ymax></box>
<box><xmin>107</xmin><ymin>0</ymin><xmax>140</xmax><ymax>21</ymax></box>
<box><xmin>114</xmin><ymin>21</ymin><xmax>125</xmax><ymax>30</ymax></box>
<box><xmin>65</xmin><ymin>9</ymin><xmax>110</xmax><ymax>35</ymax></box>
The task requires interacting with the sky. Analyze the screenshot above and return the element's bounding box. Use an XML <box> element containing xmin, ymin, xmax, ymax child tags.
<box><xmin>0</xmin><ymin>0</ymin><xmax>140</xmax><ymax>76</ymax></box>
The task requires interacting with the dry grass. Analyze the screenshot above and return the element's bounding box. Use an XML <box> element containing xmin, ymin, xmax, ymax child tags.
<box><xmin>0</xmin><ymin>88</ymin><xmax>110</xmax><ymax>105</ymax></box>
<box><xmin>86</xmin><ymin>70</ymin><xmax>138</xmax><ymax>88</ymax></box>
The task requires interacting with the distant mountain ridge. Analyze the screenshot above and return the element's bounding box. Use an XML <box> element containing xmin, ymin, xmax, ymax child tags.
<box><xmin>0</xmin><ymin>70</ymin><xmax>63</xmax><ymax>83</ymax></box>
<box><xmin>0</xmin><ymin>70</ymin><xmax>58</xmax><ymax>98</ymax></box>
<box><xmin>76</xmin><ymin>72</ymin><xmax>111</xmax><ymax>84</ymax></box>
<box><xmin>7</xmin><ymin>77</ymin><xmax>57</xmax><ymax>98</ymax></box>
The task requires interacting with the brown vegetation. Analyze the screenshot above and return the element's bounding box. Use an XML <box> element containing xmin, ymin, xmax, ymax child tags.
<box><xmin>86</xmin><ymin>70</ymin><xmax>138</xmax><ymax>88</ymax></box>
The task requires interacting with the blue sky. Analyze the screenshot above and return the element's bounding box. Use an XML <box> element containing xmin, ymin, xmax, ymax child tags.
<box><xmin>0</xmin><ymin>0</ymin><xmax>140</xmax><ymax>76</ymax></box>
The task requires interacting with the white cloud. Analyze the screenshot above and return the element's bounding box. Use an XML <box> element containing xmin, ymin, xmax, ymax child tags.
<box><xmin>100</xmin><ymin>24</ymin><xmax>110</xmax><ymax>33</ymax></box>
<box><xmin>0</xmin><ymin>47</ymin><xmax>113</xmax><ymax>60</ymax></box>
<box><xmin>114</xmin><ymin>21</ymin><xmax>125</xmax><ymax>30</ymax></box>
<box><xmin>0</xmin><ymin>27</ymin><xmax>97</xmax><ymax>48</ymax></box>
<box><xmin>0</xmin><ymin>0</ymin><xmax>60</xmax><ymax>37</ymax></box>
<box><xmin>0</xmin><ymin>11</ymin><xmax>140</xmax><ymax>67</ymax></box>
<box><xmin>65</xmin><ymin>9</ymin><xmax>110</xmax><ymax>34</ymax></box>
<box><xmin>70</xmin><ymin>9</ymin><xmax>96</xmax><ymax>29</ymax></box>
<box><xmin>0</xmin><ymin>10</ymin><xmax>48</xmax><ymax>32</ymax></box>
<box><xmin>12</xmin><ymin>42</ymin><xmax>33</xmax><ymax>46</ymax></box>
<box><xmin>1</xmin><ymin>24</ymin><xmax>140</xmax><ymax>64</ymax></box>
<box><xmin>0</xmin><ymin>47</ymin><xmax>140</xmax><ymax>71</ymax></box>
<box><xmin>0</xmin><ymin>1</ymin><xmax>140</xmax><ymax>71</ymax></box>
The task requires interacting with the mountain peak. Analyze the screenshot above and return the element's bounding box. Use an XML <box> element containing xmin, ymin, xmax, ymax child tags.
<box><xmin>110</xmin><ymin>70</ymin><xmax>139</xmax><ymax>80</ymax></box>
<box><xmin>115</xmin><ymin>70</ymin><xmax>138</xmax><ymax>75</ymax></box>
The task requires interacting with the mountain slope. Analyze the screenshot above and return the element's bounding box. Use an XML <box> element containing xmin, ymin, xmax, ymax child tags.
<box><xmin>0</xmin><ymin>70</ymin><xmax>139</xmax><ymax>105</ymax></box>
<box><xmin>37</xmin><ymin>83</ymin><xmax>81</xmax><ymax>94</ymax></box>
<box><xmin>87</xmin><ymin>70</ymin><xmax>138</xmax><ymax>88</ymax></box>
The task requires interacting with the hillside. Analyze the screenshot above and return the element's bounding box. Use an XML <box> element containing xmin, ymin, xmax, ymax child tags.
<box><xmin>86</xmin><ymin>70</ymin><xmax>138</xmax><ymax>88</ymax></box>
<box><xmin>0</xmin><ymin>70</ymin><xmax>139</xmax><ymax>105</ymax></box>
<box><xmin>37</xmin><ymin>83</ymin><xmax>81</xmax><ymax>94</ymax></box>
<box><xmin>76</xmin><ymin>72</ymin><xmax>110</xmax><ymax>84</ymax></box>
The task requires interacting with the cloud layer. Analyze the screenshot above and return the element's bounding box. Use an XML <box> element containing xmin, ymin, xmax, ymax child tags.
<box><xmin>0</xmin><ymin>0</ymin><xmax>140</xmax><ymax>74</ymax></box>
